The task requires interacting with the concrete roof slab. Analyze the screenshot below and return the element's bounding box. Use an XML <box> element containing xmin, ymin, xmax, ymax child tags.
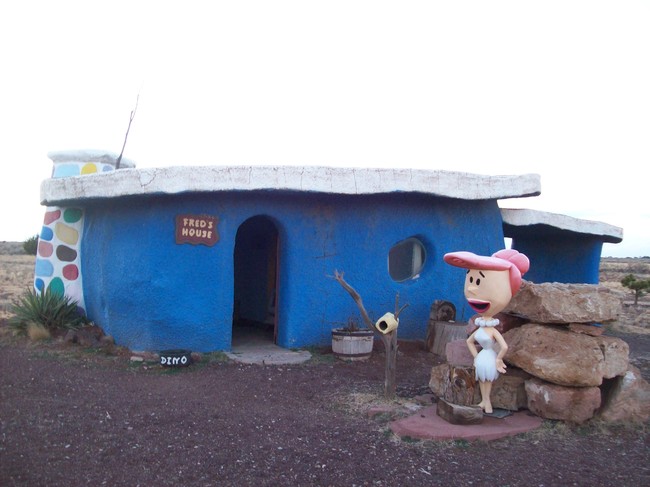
<box><xmin>501</xmin><ymin>208</ymin><xmax>623</xmax><ymax>243</ymax></box>
<box><xmin>41</xmin><ymin>165</ymin><xmax>541</xmax><ymax>205</ymax></box>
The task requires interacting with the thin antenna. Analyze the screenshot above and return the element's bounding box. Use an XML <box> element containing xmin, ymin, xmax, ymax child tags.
<box><xmin>116</xmin><ymin>94</ymin><xmax>139</xmax><ymax>170</ymax></box>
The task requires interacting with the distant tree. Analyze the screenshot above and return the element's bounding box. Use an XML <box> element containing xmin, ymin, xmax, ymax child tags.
<box><xmin>23</xmin><ymin>234</ymin><xmax>38</xmax><ymax>255</ymax></box>
<box><xmin>621</xmin><ymin>274</ymin><xmax>650</xmax><ymax>305</ymax></box>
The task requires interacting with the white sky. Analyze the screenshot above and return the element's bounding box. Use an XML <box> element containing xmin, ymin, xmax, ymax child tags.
<box><xmin>1</xmin><ymin>1</ymin><xmax>648</xmax><ymax>257</ymax></box>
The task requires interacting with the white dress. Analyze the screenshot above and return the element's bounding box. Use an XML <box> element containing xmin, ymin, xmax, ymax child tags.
<box><xmin>473</xmin><ymin>325</ymin><xmax>499</xmax><ymax>382</ymax></box>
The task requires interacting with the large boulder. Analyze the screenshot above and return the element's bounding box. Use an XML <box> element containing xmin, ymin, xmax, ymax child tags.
<box><xmin>505</xmin><ymin>282</ymin><xmax>623</xmax><ymax>324</ymax></box>
<box><xmin>468</xmin><ymin>313</ymin><xmax>529</xmax><ymax>334</ymax></box>
<box><xmin>598</xmin><ymin>365</ymin><xmax>650</xmax><ymax>423</ymax></box>
<box><xmin>525</xmin><ymin>378</ymin><xmax>601</xmax><ymax>424</ymax></box>
<box><xmin>504</xmin><ymin>324</ymin><xmax>629</xmax><ymax>387</ymax></box>
<box><xmin>567</xmin><ymin>323</ymin><xmax>606</xmax><ymax>337</ymax></box>
<box><xmin>596</xmin><ymin>335</ymin><xmax>630</xmax><ymax>379</ymax></box>
<box><xmin>488</xmin><ymin>368</ymin><xmax>531</xmax><ymax>411</ymax></box>
<box><xmin>445</xmin><ymin>339</ymin><xmax>474</xmax><ymax>367</ymax></box>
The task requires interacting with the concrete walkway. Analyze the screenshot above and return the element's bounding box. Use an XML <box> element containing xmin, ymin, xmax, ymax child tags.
<box><xmin>225</xmin><ymin>342</ymin><xmax>312</xmax><ymax>365</ymax></box>
<box><xmin>225</xmin><ymin>326</ymin><xmax>312</xmax><ymax>365</ymax></box>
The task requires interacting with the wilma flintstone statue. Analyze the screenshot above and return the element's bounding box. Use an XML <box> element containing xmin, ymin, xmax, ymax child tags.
<box><xmin>444</xmin><ymin>249</ymin><xmax>530</xmax><ymax>414</ymax></box>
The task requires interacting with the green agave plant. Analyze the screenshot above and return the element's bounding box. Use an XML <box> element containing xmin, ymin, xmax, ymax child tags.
<box><xmin>8</xmin><ymin>287</ymin><xmax>88</xmax><ymax>336</ymax></box>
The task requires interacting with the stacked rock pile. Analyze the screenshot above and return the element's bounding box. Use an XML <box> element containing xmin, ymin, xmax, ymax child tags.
<box><xmin>430</xmin><ymin>282</ymin><xmax>650</xmax><ymax>424</ymax></box>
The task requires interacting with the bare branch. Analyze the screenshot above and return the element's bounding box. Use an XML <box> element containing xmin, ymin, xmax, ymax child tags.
<box><xmin>331</xmin><ymin>270</ymin><xmax>376</xmax><ymax>331</ymax></box>
<box><xmin>393</xmin><ymin>292</ymin><xmax>410</xmax><ymax>319</ymax></box>
<box><xmin>330</xmin><ymin>270</ymin><xmax>406</xmax><ymax>399</ymax></box>
<box><xmin>395</xmin><ymin>303</ymin><xmax>410</xmax><ymax>319</ymax></box>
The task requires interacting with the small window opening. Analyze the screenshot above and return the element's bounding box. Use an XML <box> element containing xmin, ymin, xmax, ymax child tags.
<box><xmin>388</xmin><ymin>237</ymin><xmax>426</xmax><ymax>282</ymax></box>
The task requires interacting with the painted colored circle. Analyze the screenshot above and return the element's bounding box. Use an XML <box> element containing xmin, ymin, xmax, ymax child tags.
<box><xmin>55</xmin><ymin>222</ymin><xmax>79</xmax><ymax>245</ymax></box>
<box><xmin>53</xmin><ymin>164</ymin><xmax>80</xmax><ymax>178</ymax></box>
<box><xmin>63</xmin><ymin>208</ymin><xmax>83</xmax><ymax>223</ymax></box>
<box><xmin>40</xmin><ymin>226</ymin><xmax>54</xmax><ymax>241</ymax></box>
<box><xmin>44</xmin><ymin>210</ymin><xmax>62</xmax><ymax>225</ymax></box>
<box><xmin>56</xmin><ymin>245</ymin><xmax>78</xmax><ymax>262</ymax></box>
<box><xmin>62</xmin><ymin>264</ymin><xmax>79</xmax><ymax>280</ymax></box>
<box><xmin>34</xmin><ymin>259</ymin><xmax>54</xmax><ymax>277</ymax></box>
<box><xmin>38</xmin><ymin>241</ymin><xmax>53</xmax><ymax>257</ymax></box>
<box><xmin>35</xmin><ymin>279</ymin><xmax>44</xmax><ymax>292</ymax></box>
<box><xmin>48</xmin><ymin>277</ymin><xmax>65</xmax><ymax>296</ymax></box>
<box><xmin>81</xmin><ymin>163</ymin><xmax>98</xmax><ymax>175</ymax></box>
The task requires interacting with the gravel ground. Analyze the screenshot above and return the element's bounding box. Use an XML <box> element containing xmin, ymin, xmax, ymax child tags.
<box><xmin>1</xmin><ymin>333</ymin><xmax>648</xmax><ymax>487</ymax></box>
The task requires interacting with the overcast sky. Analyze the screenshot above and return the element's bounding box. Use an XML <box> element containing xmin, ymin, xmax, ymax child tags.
<box><xmin>1</xmin><ymin>1</ymin><xmax>648</xmax><ymax>257</ymax></box>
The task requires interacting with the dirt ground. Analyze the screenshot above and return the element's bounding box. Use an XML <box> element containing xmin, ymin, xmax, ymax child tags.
<box><xmin>1</xmin><ymin>245</ymin><xmax>649</xmax><ymax>486</ymax></box>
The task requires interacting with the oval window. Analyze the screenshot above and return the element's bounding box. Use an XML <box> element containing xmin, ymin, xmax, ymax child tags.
<box><xmin>388</xmin><ymin>237</ymin><xmax>426</xmax><ymax>282</ymax></box>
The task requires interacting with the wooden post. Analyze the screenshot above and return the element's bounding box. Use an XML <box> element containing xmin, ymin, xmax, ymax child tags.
<box><xmin>332</xmin><ymin>270</ymin><xmax>408</xmax><ymax>399</ymax></box>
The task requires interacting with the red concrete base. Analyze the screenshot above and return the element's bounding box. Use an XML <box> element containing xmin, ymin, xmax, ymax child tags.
<box><xmin>390</xmin><ymin>404</ymin><xmax>543</xmax><ymax>442</ymax></box>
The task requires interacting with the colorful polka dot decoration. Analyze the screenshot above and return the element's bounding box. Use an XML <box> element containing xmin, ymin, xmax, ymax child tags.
<box><xmin>34</xmin><ymin>158</ymin><xmax>120</xmax><ymax>311</ymax></box>
<box><xmin>34</xmin><ymin>206</ymin><xmax>85</xmax><ymax>312</ymax></box>
<box><xmin>52</xmin><ymin>161</ymin><xmax>116</xmax><ymax>178</ymax></box>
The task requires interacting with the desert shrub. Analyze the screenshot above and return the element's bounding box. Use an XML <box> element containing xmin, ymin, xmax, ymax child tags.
<box><xmin>621</xmin><ymin>274</ymin><xmax>650</xmax><ymax>305</ymax></box>
<box><xmin>23</xmin><ymin>234</ymin><xmax>39</xmax><ymax>255</ymax></box>
<box><xmin>8</xmin><ymin>287</ymin><xmax>88</xmax><ymax>337</ymax></box>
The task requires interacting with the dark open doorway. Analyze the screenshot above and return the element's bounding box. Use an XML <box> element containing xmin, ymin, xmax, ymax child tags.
<box><xmin>232</xmin><ymin>215</ymin><xmax>279</xmax><ymax>345</ymax></box>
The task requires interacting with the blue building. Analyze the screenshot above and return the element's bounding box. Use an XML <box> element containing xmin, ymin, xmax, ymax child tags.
<box><xmin>36</xmin><ymin>150</ymin><xmax>619</xmax><ymax>353</ymax></box>
<box><xmin>501</xmin><ymin>208</ymin><xmax>623</xmax><ymax>284</ymax></box>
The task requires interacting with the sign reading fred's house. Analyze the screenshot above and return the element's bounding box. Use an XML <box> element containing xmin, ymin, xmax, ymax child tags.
<box><xmin>175</xmin><ymin>214</ymin><xmax>219</xmax><ymax>246</ymax></box>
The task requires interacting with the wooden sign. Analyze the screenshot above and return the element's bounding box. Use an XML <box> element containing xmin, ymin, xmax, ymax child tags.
<box><xmin>175</xmin><ymin>214</ymin><xmax>219</xmax><ymax>246</ymax></box>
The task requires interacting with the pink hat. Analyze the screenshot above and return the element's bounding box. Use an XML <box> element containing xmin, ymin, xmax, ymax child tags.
<box><xmin>444</xmin><ymin>249</ymin><xmax>530</xmax><ymax>295</ymax></box>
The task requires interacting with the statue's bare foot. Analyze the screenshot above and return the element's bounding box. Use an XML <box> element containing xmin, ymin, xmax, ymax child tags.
<box><xmin>477</xmin><ymin>400</ymin><xmax>493</xmax><ymax>413</ymax></box>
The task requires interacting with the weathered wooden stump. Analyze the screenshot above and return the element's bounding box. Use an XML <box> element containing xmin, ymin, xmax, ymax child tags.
<box><xmin>427</xmin><ymin>321</ymin><xmax>467</xmax><ymax>357</ymax></box>
<box><xmin>426</xmin><ymin>300</ymin><xmax>465</xmax><ymax>355</ymax></box>
<box><xmin>442</xmin><ymin>365</ymin><xmax>477</xmax><ymax>406</ymax></box>
<box><xmin>433</xmin><ymin>364</ymin><xmax>484</xmax><ymax>425</ymax></box>
<box><xmin>437</xmin><ymin>398</ymin><xmax>483</xmax><ymax>425</ymax></box>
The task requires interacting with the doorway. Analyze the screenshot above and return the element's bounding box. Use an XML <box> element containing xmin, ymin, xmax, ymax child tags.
<box><xmin>232</xmin><ymin>216</ymin><xmax>279</xmax><ymax>345</ymax></box>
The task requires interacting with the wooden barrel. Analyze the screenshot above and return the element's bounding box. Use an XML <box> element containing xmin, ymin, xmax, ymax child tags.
<box><xmin>426</xmin><ymin>321</ymin><xmax>468</xmax><ymax>357</ymax></box>
<box><xmin>331</xmin><ymin>329</ymin><xmax>374</xmax><ymax>361</ymax></box>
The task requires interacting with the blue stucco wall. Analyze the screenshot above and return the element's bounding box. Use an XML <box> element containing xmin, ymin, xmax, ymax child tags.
<box><xmin>81</xmin><ymin>191</ymin><xmax>507</xmax><ymax>352</ymax></box>
<box><xmin>510</xmin><ymin>234</ymin><xmax>603</xmax><ymax>284</ymax></box>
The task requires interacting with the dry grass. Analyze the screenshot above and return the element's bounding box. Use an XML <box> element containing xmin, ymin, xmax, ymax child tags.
<box><xmin>0</xmin><ymin>254</ymin><xmax>35</xmax><ymax>323</ymax></box>
<box><xmin>329</xmin><ymin>391</ymin><xmax>402</xmax><ymax>415</ymax></box>
<box><xmin>26</xmin><ymin>321</ymin><xmax>51</xmax><ymax>341</ymax></box>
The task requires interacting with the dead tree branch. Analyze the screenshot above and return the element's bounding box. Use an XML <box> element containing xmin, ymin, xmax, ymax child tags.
<box><xmin>331</xmin><ymin>270</ymin><xmax>409</xmax><ymax>399</ymax></box>
<box><xmin>394</xmin><ymin>293</ymin><xmax>409</xmax><ymax>319</ymax></box>
<box><xmin>332</xmin><ymin>270</ymin><xmax>376</xmax><ymax>331</ymax></box>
